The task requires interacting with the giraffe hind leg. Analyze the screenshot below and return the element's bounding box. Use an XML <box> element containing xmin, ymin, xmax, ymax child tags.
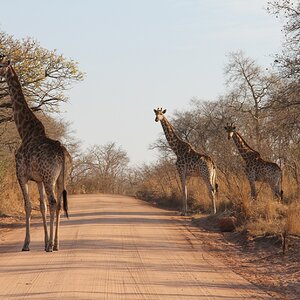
<box><xmin>270</xmin><ymin>181</ymin><xmax>283</xmax><ymax>201</ymax></box>
<box><xmin>37</xmin><ymin>182</ymin><xmax>49</xmax><ymax>251</ymax></box>
<box><xmin>44</xmin><ymin>184</ymin><xmax>57</xmax><ymax>252</ymax></box>
<box><xmin>54</xmin><ymin>176</ymin><xmax>64</xmax><ymax>251</ymax></box>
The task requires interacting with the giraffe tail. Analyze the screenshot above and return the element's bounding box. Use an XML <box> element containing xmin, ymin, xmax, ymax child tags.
<box><xmin>63</xmin><ymin>189</ymin><xmax>69</xmax><ymax>219</ymax></box>
<box><xmin>280</xmin><ymin>169</ymin><xmax>283</xmax><ymax>201</ymax></box>
<box><xmin>215</xmin><ymin>182</ymin><xmax>219</xmax><ymax>193</ymax></box>
<box><xmin>61</xmin><ymin>148</ymin><xmax>70</xmax><ymax>219</ymax></box>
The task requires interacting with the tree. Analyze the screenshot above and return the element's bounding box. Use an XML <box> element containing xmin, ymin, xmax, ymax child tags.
<box><xmin>72</xmin><ymin>142</ymin><xmax>130</xmax><ymax>194</ymax></box>
<box><xmin>0</xmin><ymin>30</ymin><xmax>84</xmax><ymax>125</ymax></box>
<box><xmin>224</xmin><ymin>51</ymin><xmax>281</xmax><ymax>150</ymax></box>
<box><xmin>0</xmin><ymin>30</ymin><xmax>83</xmax><ymax>214</ymax></box>
<box><xmin>268</xmin><ymin>0</ymin><xmax>300</xmax><ymax>80</ymax></box>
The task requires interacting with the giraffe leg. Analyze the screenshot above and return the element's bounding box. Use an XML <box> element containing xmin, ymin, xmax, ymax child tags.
<box><xmin>37</xmin><ymin>182</ymin><xmax>48</xmax><ymax>250</ymax></box>
<box><xmin>54</xmin><ymin>206</ymin><xmax>61</xmax><ymax>251</ymax></box>
<box><xmin>206</xmin><ymin>182</ymin><xmax>217</xmax><ymax>214</ymax></box>
<box><xmin>209</xmin><ymin>168</ymin><xmax>217</xmax><ymax>214</ymax></box>
<box><xmin>270</xmin><ymin>180</ymin><xmax>283</xmax><ymax>201</ymax></box>
<box><xmin>44</xmin><ymin>184</ymin><xmax>57</xmax><ymax>252</ymax></box>
<box><xmin>18</xmin><ymin>181</ymin><xmax>31</xmax><ymax>251</ymax></box>
<box><xmin>179</xmin><ymin>172</ymin><xmax>188</xmax><ymax>216</ymax></box>
<box><xmin>54</xmin><ymin>178</ymin><xmax>63</xmax><ymax>251</ymax></box>
<box><xmin>249</xmin><ymin>180</ymin><xmax>257</xmax><ymax>200</ymax></box>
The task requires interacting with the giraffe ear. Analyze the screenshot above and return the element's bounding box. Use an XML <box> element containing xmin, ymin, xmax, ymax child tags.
<box><xmin>162</xmin><ymin>109</ymin><xmax>166</xmax><ymax>114</ymax></box>
<box><xmin>153</xmin><ymin>109</ymin><xmax>157</xmax><ymax>114</ymax></box>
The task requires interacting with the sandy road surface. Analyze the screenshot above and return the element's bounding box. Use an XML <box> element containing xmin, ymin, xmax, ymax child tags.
<box><xmin>0</xmin><ymin>194</ymin><xmax>271</xmax><ymax>299</ymax></box>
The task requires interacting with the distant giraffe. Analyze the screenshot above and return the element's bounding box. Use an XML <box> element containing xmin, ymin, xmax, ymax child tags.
<box><xmin>154</xmin><ymin>108</ymin><xmax>217</xmax><ymax>215</ymax></box>
<box><xmin>0</xmin><ymin>55</ymin><xmax>71</xmax><ymax>252</ymax></box>
<box><xmin>224</xmin><ymin>123</ymin><xmax>283</xmax><ymax>200</ymax></box>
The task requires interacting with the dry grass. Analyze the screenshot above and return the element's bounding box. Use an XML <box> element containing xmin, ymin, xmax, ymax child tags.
<box><xmin>219</xmin><ymin>173</ymin><xmax>300</xmax><ymax>239</ymax></box>
<box><xmin>0</xmin><ymin>166</ymin><xmax>39</xmax><ymax>216</ymax></box>
<box><xmin>138</xmin><ymin>168</ymin><xmax>300</xmax><ymax>240</ymax></box>
<box><xmin>286</xmin><ymin>202</ymin><xmax>300</xmax><ymax>235</ymax></box>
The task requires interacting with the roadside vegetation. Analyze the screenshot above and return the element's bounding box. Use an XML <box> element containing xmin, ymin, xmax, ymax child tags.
<box><xmin>0</xmin><ymin>1</ymin><xmax>299</xmax><ymax>250</ymax></box>
<box><xmin>134</xmin><ymin>1</ymin><xmax>300</xmax><ymax>248</ymax></box>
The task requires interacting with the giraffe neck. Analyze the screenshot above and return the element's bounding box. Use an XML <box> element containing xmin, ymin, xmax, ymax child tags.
<box><xmin>160</xmin><ymin>117</ymin><xmax>184</xmax><ymax>156</ymax></box>
<box><xmin>6</xmin><ymin>65</ymin><xmax>46</xmax><ymax>141</ymax></box>
<box><xmin>232</xmin><ymin>132</ymin><xmax>260</xmax><ymax>161</ymax></box>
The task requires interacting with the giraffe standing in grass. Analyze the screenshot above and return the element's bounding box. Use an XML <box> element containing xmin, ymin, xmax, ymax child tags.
<box><xmin>154</xmin><ymin>108</ymin><xmax>217</xmax><ymax>215</ymax></box>
<box><xmin>224</xmin><ymin>123</ymin><xmax>283</xmax><ymax>200</ymax></box>
<box><xmin>0</xmin><ymin>54</ymin><xmax>71</xmax><ymax>252</ymax></box>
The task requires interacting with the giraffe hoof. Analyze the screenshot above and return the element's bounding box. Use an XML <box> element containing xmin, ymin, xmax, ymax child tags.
<box><xmin>53</xmin><ymin>246</ymin><xmax>59</xmax><ymax>251</ymax></box>
<box><xmin>46</xmin><ymin>243</ymin><xmax>54</xmax><ymax>252</ymax></box>
<box><xmin>22</xmin><ymin>247</ymin><xmax>30</xmax><ymax>251</ymax></box>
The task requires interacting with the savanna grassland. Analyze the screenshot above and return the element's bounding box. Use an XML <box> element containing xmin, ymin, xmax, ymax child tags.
<box><xmin>0</xmin><ymin>1</ymin><xmax>300</xmax><ymax>298</ymax></box>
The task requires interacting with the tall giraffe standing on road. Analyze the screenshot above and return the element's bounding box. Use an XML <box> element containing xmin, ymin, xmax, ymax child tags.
<box><xmin>224</xmin><ymin>123</ymin><xmax>283</xmax><ymax>200</ymax></box>
<box><xmin>154</xmin><ymin>108</ymin><xmax>217</xmax><ymax>215</ymax></box>
<box><xmin>0</xmin><ymin>54</ymin><xmax>71</xmax><ymax>252</ymax></box>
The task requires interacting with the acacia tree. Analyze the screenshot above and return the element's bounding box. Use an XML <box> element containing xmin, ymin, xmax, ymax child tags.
<box><xmin>0</xmin><ymin>30</ymin><xmax>84</xmax><ymax>125</ymax></box>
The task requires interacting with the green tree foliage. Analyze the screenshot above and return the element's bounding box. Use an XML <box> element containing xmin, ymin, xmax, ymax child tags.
<box><xmin>0</xmin><ymin>30</ymin><xmax>84</xmax><ymax>125</ymax></box>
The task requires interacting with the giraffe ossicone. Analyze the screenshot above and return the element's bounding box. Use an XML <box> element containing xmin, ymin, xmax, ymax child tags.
<box><xmin>154</xmin><ymin>107</ymin><xmax>218</xmax><ymax>215</ymax></box>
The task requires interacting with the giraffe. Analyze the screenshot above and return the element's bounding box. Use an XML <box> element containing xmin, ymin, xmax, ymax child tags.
<box><xmin>154</xmin><ymin>108</ymin><xmax>217</xmax><ymax>215</ymax></box>
<box><xmin>0</xmin><ymin>54</ymin><xmax>71</xmax><ymax>252</ymax></box>
<box><xmin>224</xmin><ymin>123</ymin><xmax>283</xmax><ymax>200</ymax></box>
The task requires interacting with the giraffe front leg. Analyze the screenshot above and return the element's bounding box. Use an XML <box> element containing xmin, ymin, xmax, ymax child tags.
<box><xmin>208</xmin><ymin>169</ymin><xmax>217</xmax><ymax>214</ymax></box>
<box><xmin>179</xmin><ymin>172</ymin><xmax>188</xmax><ymax>216</ymax></box>
<box><xmin>19</xmin><ymin>181</ymin><xmax>31</xmax><ymax>251</ymax></box>
<box><xmin>37</xmin><ymin>182</ymin><xmax>48</xmax><ymax>250</ymax></box>
<box><xmin>249</xmin><ymin>180</ymin><xmax>257</xmax><ymax>200</ymax></box>
<box><xmin>207</xmin><ymin>183</ymin><xmax>217</xmax><ymax>215</ymax></box>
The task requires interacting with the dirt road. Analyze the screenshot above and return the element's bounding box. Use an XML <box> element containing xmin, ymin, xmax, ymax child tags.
<box><xmin>0</xmin><ymin>194</ymin><xmax>272</xmax><ymax>299</ymax></box>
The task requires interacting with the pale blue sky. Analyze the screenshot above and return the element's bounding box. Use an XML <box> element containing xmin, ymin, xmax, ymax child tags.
<box><xmin>0</xmin><ymin>0</ymin><xmax>282</xmax><ymax>165</ymax></box>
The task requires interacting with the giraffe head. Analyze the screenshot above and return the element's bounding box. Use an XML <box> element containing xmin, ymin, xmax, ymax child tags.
<box><xmin>224</xmin><ymin>122</ymin><xmax>236</xmax><ymax>140</ymax></box>
<box><xmin>154</xmin><ymin>108</ymin><xmax>167</xmax><ymax>122</ymax></box>
<box><xmin>0</xmin><ymin>54</ymin><xmax>10</xmax><ymax>77</ymax></box>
